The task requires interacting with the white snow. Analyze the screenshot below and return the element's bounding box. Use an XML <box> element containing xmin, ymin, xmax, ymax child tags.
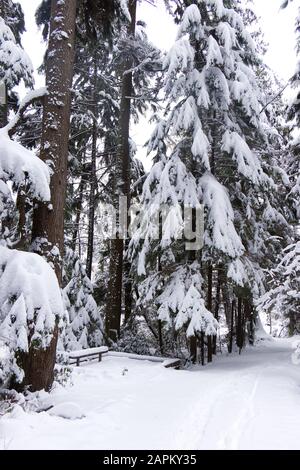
<box><xmin>4</xmin><ymin>87</ymin><xmax>47</xmax><ymax>134</ymax></box>
<box><xmin>0</xmin><ymin>129</ymin><xmax>50</xmax><ymax>201</ymax></box>
<box><xmin>48</xmin><ymin>402</ymin><xmax>85</xmax><ymax>420</ymax></box>
<box><xmin>1</xmin><ymin>337</ymin><xmax>300</xmax><ymax>450</ymax></box>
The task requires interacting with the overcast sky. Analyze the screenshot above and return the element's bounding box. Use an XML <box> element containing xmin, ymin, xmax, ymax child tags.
<box><xmin>17</xmin><ymin>0</ymin><xmax>299</xmax><ymax>167</ymax></box>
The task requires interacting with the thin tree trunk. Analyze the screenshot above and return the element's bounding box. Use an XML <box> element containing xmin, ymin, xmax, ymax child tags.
<box><xmin>105</xmin><ymin>1</ymin><xmax>136</xmax><ymax>340</ymax></box>
<box><xmin>25</xmin><ymin>0</ymin><xmax>77</xmax><ymax>392</ymax></box>
<box><xmin>228</xmin><ymin>299</ymin><xmax>235</xmax><ymax>354</ymax></box>
<box><xmin>213</xmin><ymin>268</ymin><xmax>222</xmax><ymax>354</ymax></box>
<box><xmin>245</xmin><ymin>299</ymin><xmax>255</xmax><ymax>345</ymax></box>
<box><xmin>0</xmin><ymin>84</ymin><xmax>7</xmax><ymax>127</ymax></box>
<box><xmin>206</xmin><ymin>264</ymin><xmax>213</xmax><ymax>363</ymax></box>
<box><xmin>236</xmin><ymin>297</ymin><xmax>243</xmax><ymax>352</ymax></box>
<box><xmin>189</xmin><ymin>336</ymin><xmax>197</xmax><ymax>363</ymax></box>
<box><xmin>15</xmin><ymin>185</ymin><xmax>27</xmax><ymax>249</ymax></box>
<box><xmin>158</xmin><ymin>319</ymin><xmax>163</xmax><ymax>355</ymax></box>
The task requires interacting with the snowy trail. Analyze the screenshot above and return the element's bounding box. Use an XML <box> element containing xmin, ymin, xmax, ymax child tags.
<box><xmin>1</xmin><ymin>337</ymin><xmax>300</xmax><ymax>450</ymax></box>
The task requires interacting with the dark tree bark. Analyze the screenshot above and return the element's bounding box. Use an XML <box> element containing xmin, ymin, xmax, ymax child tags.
<box><xmin>105</xmin><ymin>1</ymin><xmax>136</xmax><ymax>340</ymax></box>
<box><xmin>31</xmin><ymin>0</ymin><xmax>76</xmax><ymax>282</ymax></box>
<box><xmin>24</xmin><ymin>0</ymin><xmax>77</xmax><ymax>392</ymax></box>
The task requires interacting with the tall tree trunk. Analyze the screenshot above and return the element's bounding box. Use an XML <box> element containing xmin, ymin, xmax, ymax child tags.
<box><xmin>205</xmin><ymin>111</ymin><xmax>217</xmax><ymax>362</ymax></box>
<box><xmin>71</xmin><ymin>175</ymin><xmax>85</xmax><ymax>252</ymax></box>
<box><xmin>86</xmin><ymin>57</ymin><xmax>98</xmax><ymax>279</ymax></box>
<box><xmin>27</xmin><ymin>0</ymin><xmax>77</xmax><ymax>392</ymax></box>
<box><xmin>105</xmin><ymin>1</ymin><xmax>136</xmax><ymax>341</ymax></box>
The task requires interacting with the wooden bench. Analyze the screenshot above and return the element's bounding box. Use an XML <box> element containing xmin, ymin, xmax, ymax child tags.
<box><xmin>69</xmin><ymin>346</ymin><xmax>109</xmax><ymax>366</ymax></box>
<box><xmin>68</xmin><ymin>347</ymin><xmax>181</xmax><ymax>369</ymax></box>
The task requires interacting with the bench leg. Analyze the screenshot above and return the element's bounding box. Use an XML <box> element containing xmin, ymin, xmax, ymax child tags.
<box><xmin>99</xmin><ymin>353</ymin><xmax>102</xmax><ymax>362</ymax></box>
<box><xmin>76</xmin><ymin>358</ymin><xmax>80</xmax><ymax>367</ymax></box>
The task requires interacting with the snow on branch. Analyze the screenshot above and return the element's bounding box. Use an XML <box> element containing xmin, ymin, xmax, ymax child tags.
<box><xmin>0</xmin><ymin>129</ymin><xmax>50</xmax><ymax>201</ymax></box>
<box><xmin>0</xmin><ymin>87</ymin><xmax>50</xmax><ymax>201</ymax></box>
<box><xmin>4</xmin><ymin>87</ymin><xmax>47</xmax><ymax>136</ymax></box>
<box><xmin>176</xmin><ymin>285</ymin><xmax>218</xmax><ymax>337</ymax></box>
<box><xmin>200</xmin><ymin>173</ymin><xmax>244</xmax><ymax>258</ymax></box>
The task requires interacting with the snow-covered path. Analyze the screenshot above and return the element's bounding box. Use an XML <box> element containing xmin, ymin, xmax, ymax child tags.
<box><xmin>1</xmin><ymin>337</ymin><xmax>300</xmax><ymax>450</ymax></box>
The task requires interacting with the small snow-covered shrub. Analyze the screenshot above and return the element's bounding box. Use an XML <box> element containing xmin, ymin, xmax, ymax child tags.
<box><xmin>117</xmin><ymin>319</ymin><xmax>152</xmax><ymax>356</ymax></box>
<box><xmin>0</xmin><ymin>246</ymin><xmax>64</xmax><ymax>388</ymax></box>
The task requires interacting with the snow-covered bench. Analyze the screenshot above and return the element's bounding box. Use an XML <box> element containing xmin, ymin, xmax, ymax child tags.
<box><xmin>105</xmin><ymin>351</ymin><xmax>181</xmax><ymax>369</ymax></box>
<box><xmin>69</xmin><ymin>346</ymin><xmax>109</xmax><ymax>366</ymax></box>
<box><xmin>68</xmin><ymin>347</ymin><xmax>181</xmax><ymax>369</ymax></box>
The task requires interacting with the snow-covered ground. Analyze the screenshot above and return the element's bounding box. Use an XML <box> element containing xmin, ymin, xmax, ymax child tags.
<box><xmin>1</xmin><ymin>337</ymin><xmax>300</xmax><ymax>450</ymax></box>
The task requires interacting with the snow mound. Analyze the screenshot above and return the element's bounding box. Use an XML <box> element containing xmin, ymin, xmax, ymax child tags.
<box><xmin>48</xmin><ymin>402</ymin><xmax>85</xmax><ymax>420</ymax></box>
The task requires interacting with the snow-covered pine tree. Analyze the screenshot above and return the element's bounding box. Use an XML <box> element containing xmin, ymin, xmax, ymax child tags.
<box><xmin>128</xmin><ymin>144</ymin><xmax>218</xmax><ymax>360</ymax></box>
<box><xmin>0</xmin><ymin>1</ymin><xmax>33</xmax><ymax>125</ymax></box>
<box><xmin>131</xmin><ymin>0</ymin><xmax>288</xmax><ymax>358</ymax></box>
<box><xmin>0</xmin><ymin>4</ymin><xmax>34</xmax><ymax>241</ymax></box>
<box><xmin>259</xmin><ymin>241</ymin><xmax>300</xmax><ymax>335</ymax></box>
